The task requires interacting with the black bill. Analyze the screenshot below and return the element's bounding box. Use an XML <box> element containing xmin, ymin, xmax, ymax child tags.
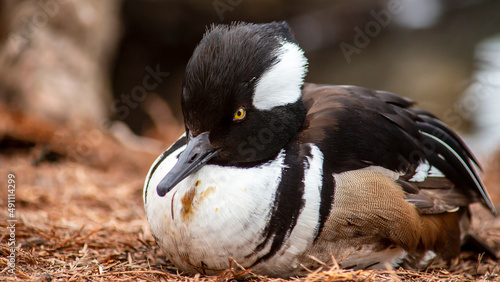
<box><xmin>157</xmin><ymin>132</ymin><xmax>220</xmax><ymax>197</ymax></box>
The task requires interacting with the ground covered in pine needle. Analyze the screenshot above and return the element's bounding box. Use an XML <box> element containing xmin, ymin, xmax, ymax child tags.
<box><xmin>1</xmin><ymin>108</ymin><xmax>500</xmax><ymax>281</ymax></box>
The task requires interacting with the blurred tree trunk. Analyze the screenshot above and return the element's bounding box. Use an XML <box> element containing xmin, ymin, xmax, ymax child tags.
<box><xmin>0</xmin><ymin>0</ymin><xmax>121</xmax><ymax>126</ymax></box>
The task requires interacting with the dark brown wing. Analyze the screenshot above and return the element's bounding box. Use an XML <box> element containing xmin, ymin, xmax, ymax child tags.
<box><xmin>299</xmin><ymin>83</ymin><xmax>496</xmax><ymax>215</ymax></box>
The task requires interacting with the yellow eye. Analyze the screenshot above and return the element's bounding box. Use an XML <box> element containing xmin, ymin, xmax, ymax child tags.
<box><xmin>233</xmin><ymin>107</ymin><xmax>246</xmax><ymax>121</ymax></box>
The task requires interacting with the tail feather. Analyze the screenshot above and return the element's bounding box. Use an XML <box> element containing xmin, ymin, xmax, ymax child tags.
<box><xmin>417</xmin><ymin>113</ymin><xmax>481</xmax><ymax>169</ymax></box>
<box><xmin>415</xmin><ymin>117</ymin><xmax>497</xmax><ymax>215</ymax></box>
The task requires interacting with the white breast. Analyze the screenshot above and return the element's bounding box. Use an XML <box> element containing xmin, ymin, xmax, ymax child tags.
<box><xmin>144</xmin><ymin>140</ymin><xmax>325</xmax><ymax>276</ymax></box>
<box><xmin>145</xmin><ymin>145</ymin><xmax>283</xmax><ymax>274</ymax></box>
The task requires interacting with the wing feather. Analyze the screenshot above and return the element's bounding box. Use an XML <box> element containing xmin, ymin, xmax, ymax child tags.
<box><xmin>300</xmin><ymin>83</ymin><xmax>496</xmax><ymax>215</ymax></box>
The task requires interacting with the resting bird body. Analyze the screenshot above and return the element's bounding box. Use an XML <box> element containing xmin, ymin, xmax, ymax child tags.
<box><xmin>143</xmin><ymin>21</ymin><xmax>497</xmax><ymax>278</ymax></box>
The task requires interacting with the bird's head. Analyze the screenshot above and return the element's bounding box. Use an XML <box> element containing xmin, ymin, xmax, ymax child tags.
<box><xmin>157</xmin><ymin>22</ymin><xmax>308</xmax><ymax>196</ymax></box>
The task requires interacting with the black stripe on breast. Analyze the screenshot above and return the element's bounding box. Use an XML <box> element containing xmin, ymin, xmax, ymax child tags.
<box><xmin>250</xmin><ymin>145</ymin><xmax>308</xmax><ymax>266</ymax></box>
<box><xmin>144</xmin><ymin>135</ymin><xmax>187</xmax><ymax>203</ymax></box>
<box><xmin>314</xmin><ymin>161</ymin><xmax>335</xmax><ymax>241</ymax></box>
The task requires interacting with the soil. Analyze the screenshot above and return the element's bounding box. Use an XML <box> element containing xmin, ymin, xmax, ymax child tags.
<box><xmin>1</xmin><ymin>107</ymin><xmax>499</xmax><ymax>281</ymax></box>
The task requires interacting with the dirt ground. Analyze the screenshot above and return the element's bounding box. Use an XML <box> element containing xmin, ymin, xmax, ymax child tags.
<box><xmin>1</xmin><ymin>107</ymin><xmax>500</xmax><ymax>281</ymax></box>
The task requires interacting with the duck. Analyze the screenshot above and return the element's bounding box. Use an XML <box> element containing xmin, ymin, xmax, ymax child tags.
<box><xmin>143</xmin><ymin>21</ymin><xmax>497</xmax><ymax>278</ymax></box>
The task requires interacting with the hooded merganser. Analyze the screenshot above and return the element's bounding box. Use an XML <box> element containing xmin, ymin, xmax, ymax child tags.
<box><xmin>143</xmin><ymin>21</ymin><xmax>497</xmax><ymax>278</ymax></box>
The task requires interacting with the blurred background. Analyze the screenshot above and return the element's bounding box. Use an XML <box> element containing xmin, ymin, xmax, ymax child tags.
<box><xmin>1</xmin><ymin>2</ymin><xmax>500</xmax><ymax>276</ymax></box>
<box><xmin>1</xmin><ymin>0</ymin><xmax>499</xmax><ymax>157</ymax></box>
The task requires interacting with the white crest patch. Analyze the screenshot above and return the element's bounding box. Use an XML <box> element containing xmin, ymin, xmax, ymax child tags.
<box><xmin>252</xmin><ymin>41</ymin><xmax>308</xmax><ymax>110</ymax></box>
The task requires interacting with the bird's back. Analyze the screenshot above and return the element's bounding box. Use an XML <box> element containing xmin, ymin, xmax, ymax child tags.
<box><xmin>295</xmin><ymin>83</ymin><xmax>496</xmax><ymax>269</ymax></box>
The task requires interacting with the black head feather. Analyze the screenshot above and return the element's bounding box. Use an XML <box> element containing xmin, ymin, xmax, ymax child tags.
<box><xmin>182</xmin><ymin>21</ymin><xmax>297</xmax><ymax>135</ymax></box>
